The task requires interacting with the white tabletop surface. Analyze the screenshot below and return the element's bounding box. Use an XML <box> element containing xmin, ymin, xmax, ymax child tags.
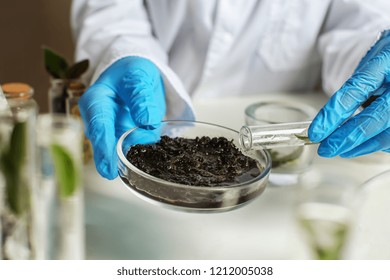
<box><xmin>84</xmin><ymin>91</ymin><xmax>390</xmax><ymax>260</ymax></box>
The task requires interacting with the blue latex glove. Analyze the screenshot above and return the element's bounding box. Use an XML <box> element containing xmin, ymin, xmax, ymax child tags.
<box><xmin>309</xmin><ymin>30</ymin><xmax>390</xmax><ymax>158</ymax></box>
<box><xmin>79</xmin><ymin>56</ymin><xmax>166</xmax><ymax>179</ymax></box>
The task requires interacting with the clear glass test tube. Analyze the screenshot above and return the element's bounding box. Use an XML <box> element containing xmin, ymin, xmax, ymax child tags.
<box><xmin>0</xmin><ymin>98</ymin><xmax>38</xmax><ymax>260</ymax></box>
<box><xmin>36</xmin><ymin>114</ymin><xmax>84</xmax><ymax>259</ymax></box>
<box><xmin>239</xmin><ymin>121</ymin><xmax>316</xmax><ymax>150</ymax></box>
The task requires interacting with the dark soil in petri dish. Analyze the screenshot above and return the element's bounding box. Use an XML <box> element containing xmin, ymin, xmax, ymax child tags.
<box><xmin>126</xmin><ymin>136</ymin><xmax>263</xmax><ymax>187</ymax></box>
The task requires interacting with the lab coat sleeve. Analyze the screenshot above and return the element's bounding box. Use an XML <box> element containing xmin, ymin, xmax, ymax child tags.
<box><xmin>318</xmin><ymin>0</ymin><xmax>390</xmax><ymax>96</ymax></box>
<box><xmin>70</xmin><ymin>0</ymin><xmax>195</xmax><ymax>121</ymax></box>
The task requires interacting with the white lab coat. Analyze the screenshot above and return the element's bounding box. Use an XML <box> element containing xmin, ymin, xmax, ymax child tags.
<box><xmin>71</xmin><ymin>0</ymin><xmax>390</xmax><ymax>121</ymax></box>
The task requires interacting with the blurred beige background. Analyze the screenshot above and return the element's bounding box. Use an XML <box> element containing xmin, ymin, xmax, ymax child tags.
<box><xmin>0</xmin><ymin>0</ymin><xmax>74</xmax><ymax>113</ymax></box>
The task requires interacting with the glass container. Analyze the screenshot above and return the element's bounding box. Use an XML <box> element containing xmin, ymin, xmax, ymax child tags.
<box><xmin>36</xmin><ymin>114</ymin><xmax>84</xmax><ymax>259</ymax></box>
<box><xmin>65</xmin><ymin>82</ymin><xmax>92</xmax><ymax>164</ymax></box>
<box><xmin>245</xmin><ymin>99</ymin><xmax>317</xmax><ymax>186</ymax></box>
<box><xmin>294</xmin><ymin>165</ymin><xmax>359</xmax><ymax>260</ymax></box>
<box><xmin>65</xmin><ymin>81</ymin><xmax>85</xmax><ymax>116</ymax></box>
<box><xmin>0</xmin><ymin>96</ymin><xmax>38</xmax><ymax>259</ymax></box>
<box><xmin>49</xmin><ymin>79</ymin><xmax>85</xmax><ymax>114</ymax></box>
<box><xmin>48</xmin><ymin>79</ymin><xmax>67</xmax><ymax>113</ymax></box>
<box><xmin>117</xmin><ymin>120</ymin><xmax>271</xmax><ymax>213</ymax></box>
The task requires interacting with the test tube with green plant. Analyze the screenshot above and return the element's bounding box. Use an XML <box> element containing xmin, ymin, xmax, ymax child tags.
<box><xmin>36</xmin><ymin>114</ymin><xmax>84</xmax><ymax>259</ymax></box>
<box><xmin>0</xmin><ymin>98</ymin><xmax>37</xmax><ymax>260</ymax></box>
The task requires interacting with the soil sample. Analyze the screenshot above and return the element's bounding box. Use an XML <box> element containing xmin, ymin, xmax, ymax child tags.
<box><xmin>126</xmin><ymin>136</ymin><xmax>262</xmax><ymax>187</ymax></box>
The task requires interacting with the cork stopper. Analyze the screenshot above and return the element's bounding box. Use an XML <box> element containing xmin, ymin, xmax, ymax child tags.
<box><xmin>67</xmin><ymin>81</ymin><xmax>86</xmax><ymax>98</ymax></box>
<box><xmin>2</xmin><ymin>82</ymin><xmax>34</xmax><ymax>100</ymax></box>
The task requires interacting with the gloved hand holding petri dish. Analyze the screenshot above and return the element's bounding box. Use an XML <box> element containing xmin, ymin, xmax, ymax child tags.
<box><xmin>78</xmin><ymin>56</ymin><xmax>166</xmax><ymax>180</ymax></box>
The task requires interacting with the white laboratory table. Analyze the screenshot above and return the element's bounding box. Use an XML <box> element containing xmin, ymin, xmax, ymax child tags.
<box><xmin>84</xmin><ymin>92</ymin><xmax>390</xmax><ymax>260</ymax></box>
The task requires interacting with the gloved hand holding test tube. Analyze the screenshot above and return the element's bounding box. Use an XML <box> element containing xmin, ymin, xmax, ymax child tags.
<box><xmin>241</xmin><ymin>30</ymin><xmax>390</xmax><ymax>156</ymax></box>
<box><xmin>239</xmin><ymin>104</ymin><xmax>381</xmax><ymax>152</ymax></box>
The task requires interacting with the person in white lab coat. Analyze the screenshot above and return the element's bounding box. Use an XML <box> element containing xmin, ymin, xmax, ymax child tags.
<box><xmin>71</xmin><ymin>0</ymin><xmax>390</xmax><ymax>179</ymax></box>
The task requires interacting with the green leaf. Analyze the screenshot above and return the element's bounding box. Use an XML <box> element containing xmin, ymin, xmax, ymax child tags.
<box><xmin>66</xmin><ymin>59</ymin><xmax>89</xmax><ymax>79</ymax></box>
<box><xmin>1</xmin><ymin>152</ymin><xmax>21</xmax><ymax>215</ymax></box>
<box><xmin>294</xmin><ymin>134</ymin><xmax>310</xmax><ymax>141</ymax></box>
<box><xmin>43</xmin><ymin>47</ymin><xmax>69</xmax><ymax>79</ymax></box>
<box><xmin>10</xmin><ymin>122</ymin><xmax>27</xmax><ymax>164</ymax></box>
<box><xmin>0</xmin><ymin>121</ymin><xmax>29</xmax><ymax>215</ymax></box>
<box><xmin>50</xmin><ymin>144</ymin><xmax>79</xmax><ymax>197</ymax></box>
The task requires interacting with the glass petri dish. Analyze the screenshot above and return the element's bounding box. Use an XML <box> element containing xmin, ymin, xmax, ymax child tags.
<box><xmin>117</xmin><ymin>120</ymin><xmax>271</xmax><ymax>213</ymax></box>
